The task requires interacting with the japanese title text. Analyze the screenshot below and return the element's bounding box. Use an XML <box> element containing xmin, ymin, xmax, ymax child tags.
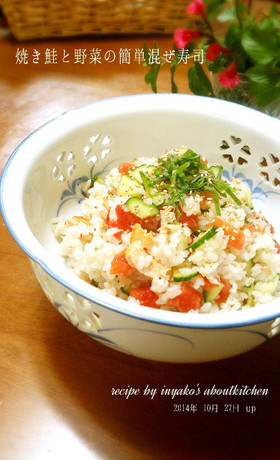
<box><xmin>15</xmin><ymin>47</ymin><xmax>204</xmax><ymax>65</ymax></box>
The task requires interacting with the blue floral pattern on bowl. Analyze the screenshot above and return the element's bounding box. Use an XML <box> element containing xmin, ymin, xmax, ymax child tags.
<box><xmin>223</xmin><ymin>165</ymin><xmax>280</xmax><ymax>202</ymax></box>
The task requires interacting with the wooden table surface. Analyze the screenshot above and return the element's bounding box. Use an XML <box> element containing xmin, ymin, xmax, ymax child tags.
<box><xmin>0</xmin><ymin>27</ymin><xmax>279</xmax><ymax>460</ymax></box>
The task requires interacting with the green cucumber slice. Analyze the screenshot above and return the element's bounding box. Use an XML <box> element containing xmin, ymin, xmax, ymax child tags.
<box><xmin>246</xmin><ymin>283</ymin><xmax>255</xmax><ymax>307</ymax></box>
<box><xmin>203</xmin><ymin>284</ymin><xmax>223</xmax><ymax>302</ymax></box>
<box><xmin>130</xmin><ymin>164</ymin><xmax>156</xmax><ymax>183</ymax></box>
<box><xmin>125</xmin><ymin>197</ymin><xmax>159</xmax><ymax>218</ymax></box>
<box><xmin>138</xmin><ymin>171</ymin><xmax>165</xmax><ymax>207</ymax></box>
<box><xmin>173</xmin><ymin>267</ymin><xmax>199</xmax><ymax>282</ymax></box>
<box><xmin>152</xmin><ymin>194</ymin><xmax>165</xmax><ymax>207</ymax></box>
<box><xmin>118</xmin><ymin>175</ymin><xmax>143</xmax><ymax>197</ymax></box>
<box><xmin>188</xmin><ymin>225</ymin><xmax>218</xmax><ymax>251</ymax></box>
<box><xmin>260</xmin><ymin>277</ymin><xmax>279</xmax><ymax>295</ymax></box>
<box><xmin>245</xmin><ymin>259</ymin><xmax>253</xmax><ymax>276</ymax></box>
<box><xmin>244</xmin><ymin>189</ymin><xmax>254</xmax><ymax>209</ymax></box>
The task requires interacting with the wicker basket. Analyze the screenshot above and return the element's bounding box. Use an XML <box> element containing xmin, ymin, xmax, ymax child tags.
<box><xmin>0</xmin><ymin>0</ymin><xmax>190</xmax><ymax>40</ymax></box>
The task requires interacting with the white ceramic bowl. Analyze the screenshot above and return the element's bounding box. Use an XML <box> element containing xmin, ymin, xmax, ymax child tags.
<box><xmin>1</xmin><ymin>94</ymin><xmax>280</xmax><ymax>363</ymax></box>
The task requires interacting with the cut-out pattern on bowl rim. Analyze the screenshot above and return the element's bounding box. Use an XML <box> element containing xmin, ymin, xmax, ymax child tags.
<box><xmin>55</xmin><ymin>133</ymin><xmax>280</xmax><ymax>216</ymax></box>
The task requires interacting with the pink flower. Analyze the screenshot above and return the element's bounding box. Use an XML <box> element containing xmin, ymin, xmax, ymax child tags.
<box><xmin>174</xmin><ymin>27</ymin><xmax>201</xmax><ymax>49</ymax></box>
<box><xmin>186</xmin><ymin>0</ymin><xmax>207</xmax><ymax>20</ymax></box>
<box><xmin>206</xmin><ymin>43</ymin><xmax>229</xmax><ymax>61</ymax></box>
<box><xmin>219</xmin><ymin>62</ymin><xmax>240</xmax><ymax>88</ymax></box>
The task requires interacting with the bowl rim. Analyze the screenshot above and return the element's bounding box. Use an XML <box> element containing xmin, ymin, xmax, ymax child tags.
<box><xmin>1</xmin><ymin>93</ymin><xmax>280</xmax><ymax>330</ymax></box>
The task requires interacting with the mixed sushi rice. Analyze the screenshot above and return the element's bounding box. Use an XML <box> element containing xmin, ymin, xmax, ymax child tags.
<box><xmin>53</xmin><ymin>147</ymin><xmax>280</xmax><ymax>314</ymax></box>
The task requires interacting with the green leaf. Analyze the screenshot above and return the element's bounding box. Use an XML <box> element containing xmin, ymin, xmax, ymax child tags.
<box><xmin>218</xmin><ymin>6</ymin><xmax>237</xmax><ymax>23</ymax></box>
<box><xmin>269</xmin><ymin>2</ymin><xmax>280</xmax><ymax>18</ymax></box>
<box><xmin>207</xmin><ymin>54</ymin><xmax>231</xmax><ymax>73</ymax></box>
<box><xmin>143</xmin><ymin>42</ymin><xmax>150</xmax><ymax>65</ymax></box>
<box><xmin>224</xmin><ymin>22</ymin><xmax>242</xmax><ymax>50</ymax></box>
<box><xmin>241</xmin><ymin>28</ymin><xmax>279</xmax><ymax>65</ymax></box>
<box><xmin>144</xmin><ymin>68</ymin><xmax>152</xmax><ymax>84</ymax></box>
<box><xmin>170</xmin><ymin>58</ymin><xmax>179</xmax><ymax>93</ymax></box>
<box><xmin>151</xmin><ymin>66</ymin><xmax>160</xmax><ymax>93</ymax></box>
<box><xmin>205</xmin><ymin>0</ymin><xmax>226</xmax><ymax>21</ymax></box>
<box><xmin>258</xmin><ymin>16</ymin><xmax>280</xmax><ymax>30</ymax></box>
<box><xmin>250</xmin><ymin>82</ymin><xmax>280</xmax><ymax>107</ymax></box>
<box><xmin>188</xmin><ymin>63</ymin><xmax>214</xmax><ymax>97</ymax></box>
<box><xmin>143</xmin><ymin>41</ymin><xmax>162</xmax><ymax>93</ymax></box>
<box><xmin>145</xmin><ymin>65</ymin><xmax>160</xmax><ymax>93</ymax></box>
<box><xmin>246</xmin><ymin>65</ymin><xmax>280</xmax><ymax>87</ymax></box>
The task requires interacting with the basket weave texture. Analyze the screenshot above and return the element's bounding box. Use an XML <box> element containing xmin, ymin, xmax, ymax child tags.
<box><xmin>0</xmin><ymin>0</ymin><xmax>190</xmax><ymax>40</ymax></box>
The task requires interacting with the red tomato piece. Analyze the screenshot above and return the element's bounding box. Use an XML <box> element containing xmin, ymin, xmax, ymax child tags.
<box><xmin>114</xmin><ymin>231</ymin><xmax>123</xmax><ymax>240</ymax></box>
<box><xmin>110</xmin><ymin>250</ymin><xmax>133</xmax><ymax>275</ymax></box>
<box><xmin>216</xmin><ymin>278</ymin><xmax>231</xmax><ymax>305</ymax></box>
<box><xmin>179</xmin><ymin>212</ymin><xmax>199</xmax><ymax>230</ymax></box>
<box><xmin>130</xmin><ymin>285</ymin><xmax>160</xmax><ymax>309</ymax></box>
<box><xmin>168</xmin><ymin>282</ymin><xmax>203</xmax><ymax>313</ymax></box>
<box><xmin>210</xmin><ymin>218</ymin><xmax>245</xmax><ymax>250</ymax></box>
<box><xmin>115</xmin><ymin>205</ymin><xmax>142</xmax><ymax>231</ymax></box>
<box><xmin>141</xmin><ymin>215</ymin><xmax>161</xmax><ymax>233</ymax></box>
<box><xmin>228</xmin><ymin>231</ymin><xmax>245</xmax><ymax>250</ymax></box>
<box><xmin>110</xmin><ymin>205</ymin><xmax>161</xmax><ymax>233</ymax></box>
<box><xmin>118</xmin><ymin>162</ymin><xmax>134</xmax><ymax>175</ymax></box>
<box><xmin>107</xmin><ymin>219</ymin><xmax>123</xmax><ymax>240</ymax></box>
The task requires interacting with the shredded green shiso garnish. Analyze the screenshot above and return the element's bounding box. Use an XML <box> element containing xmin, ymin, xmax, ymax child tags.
<box><xmin>141</xmin><ymin>149</ymin><xmax>242</xmax><ymax>216</ymax></box>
